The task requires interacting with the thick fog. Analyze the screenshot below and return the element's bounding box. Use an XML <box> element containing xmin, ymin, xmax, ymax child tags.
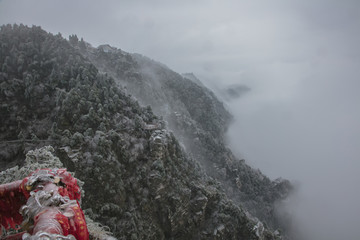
<box><xmin>1</xmin><ymin>0</ymin><xmax>360</xmax><ymax>239</ymax></box>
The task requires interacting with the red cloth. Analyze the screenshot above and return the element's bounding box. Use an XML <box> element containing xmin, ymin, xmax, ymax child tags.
<box><xmin>0</xmin><ymin>180</ymin><xmax>26</xmax><ymax>233</ymax></box>
<box><xmin>68</xmin><ymin>205</ymin><xmax>89</xmax><ymax>240</ymax></box>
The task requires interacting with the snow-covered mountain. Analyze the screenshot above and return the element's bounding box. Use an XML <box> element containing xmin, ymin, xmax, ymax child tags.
<box><xmin>0</xmin><ymin>24</ymin><xmax>291</xmax><ymax>239</ymax></box>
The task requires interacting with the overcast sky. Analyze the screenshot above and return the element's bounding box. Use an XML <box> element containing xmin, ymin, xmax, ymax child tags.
<box><xmin>1</xmin><ymin>1</ymin><xmax>360</xmax><ymax>239</ymax></box>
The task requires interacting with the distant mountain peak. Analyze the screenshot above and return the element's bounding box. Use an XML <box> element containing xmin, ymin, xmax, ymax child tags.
<box><xmin>222</xmin><ymin>84</ymin><xmax>251</xmax><ymax>101</ymax></box>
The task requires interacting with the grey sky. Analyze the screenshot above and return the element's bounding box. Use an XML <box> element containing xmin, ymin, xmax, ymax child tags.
<box><xmin>1</xmin><ymin>1</ymin><xmax>360</xmax><ymax>239</ymax></box>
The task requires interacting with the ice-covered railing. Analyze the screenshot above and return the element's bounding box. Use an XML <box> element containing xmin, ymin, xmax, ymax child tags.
<box><xmin>0</xmin><ymin>146</ymin><xmax>115</xmax><ymax>240</ymax></box>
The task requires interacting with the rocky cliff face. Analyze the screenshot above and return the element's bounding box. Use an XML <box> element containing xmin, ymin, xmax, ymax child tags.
<box><xmin>0</xmin><ymin>24</ymin><xmax>290</xmax><ymax>239</ymax></box>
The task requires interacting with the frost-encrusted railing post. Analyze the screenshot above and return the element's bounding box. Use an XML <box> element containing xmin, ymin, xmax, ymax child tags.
<box><xmin>0</xmin><ymin>146</ymin><xmax>89</xmax><ymax>240</ymax></box>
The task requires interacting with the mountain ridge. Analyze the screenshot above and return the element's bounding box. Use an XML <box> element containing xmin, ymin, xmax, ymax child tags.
<box><xmin>77</xmin><ymin>37</ymin><xmax>292</xmax><ymax>231</ymax></box>
<box><xmin>0</xmin><ymin>24</ymin><xmax>291</xmax><ymax>239</ymax></box>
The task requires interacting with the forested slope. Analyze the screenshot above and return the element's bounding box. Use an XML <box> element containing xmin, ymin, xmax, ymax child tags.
<box><xmin>0</xmin><ymin>24</ymin><xmax>288</xmax><ymax>239</ymax></box>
